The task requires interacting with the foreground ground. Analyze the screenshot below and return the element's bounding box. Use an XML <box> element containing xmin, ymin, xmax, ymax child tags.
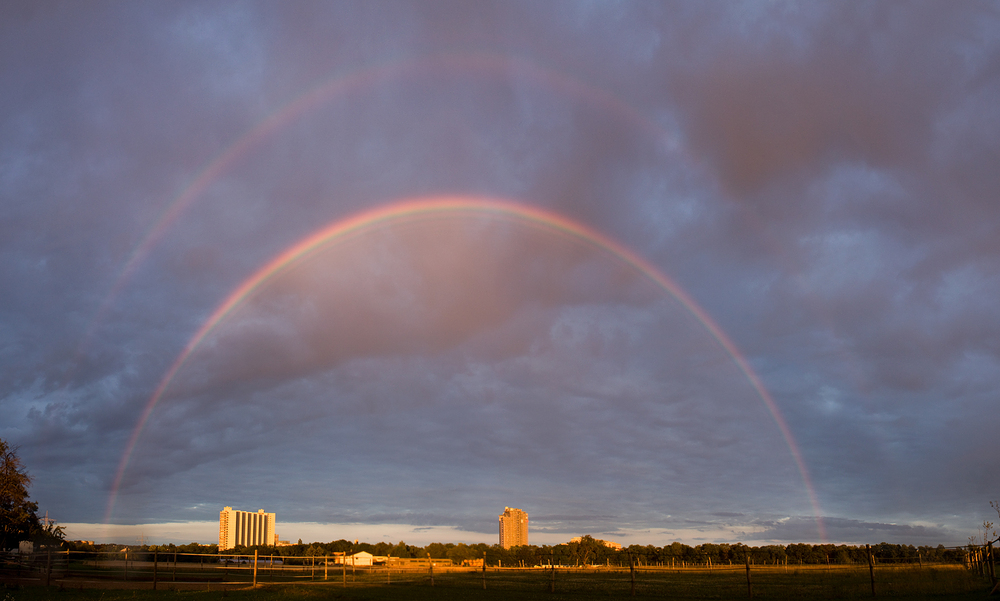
<box><xmin>3</xmin><ymin>564</ymin><xmax>998</xmax><ymax>600</ymax></box>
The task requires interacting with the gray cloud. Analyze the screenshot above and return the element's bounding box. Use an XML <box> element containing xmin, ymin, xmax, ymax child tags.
<box><xmin>746</xmin><ymin>517</ymin><xmax>955</xmax><ymax>547</ymax></box>
<box><xmin>2</xmin><ymin>1</ymin><xmax>998</xmax><ymax>546</ymax></box>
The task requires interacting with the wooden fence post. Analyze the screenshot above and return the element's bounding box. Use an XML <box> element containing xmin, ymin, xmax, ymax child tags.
<box><xmin>484</xmin><ymin>551</ymin><xmax>488</xmax><ymax>590</ymax></box>
<box><xmin>988</xmin><ymin>542</ymin><xmax>997</xmax><ymax>585</ymax></box>
<box><xmin>550</xmin><ymin>549</ymin><xmax>555</xmax><ymax>593</ymax></box>
<box><xmin>987</xmin><ymin>542</ymin><xmax>1000</xmax><ymax>598</ymax></box>
<box><xmin>428</xmin><ymin>553</ymin><xmax>434</xmax><ymax>586</ymax></box>
<box><xmin>630</xmin><ymin>551</ymin><xmax>636</xmax><ymax>597</ymax></box>
<box><xmin>745</xmin><ymin>555</ymin><xmax>752</xmax><ymax>598</ymax></box>
<box><xmin>867</xmin><ymin>544</ymin><xmax>876</xmax><ymax>597</ymax></box>
<box><xmin>45</xmin><ymin>548</ymin><xmax>52</xmax><ymax>587</ymax></box>
<box><xmin>253</xmin><ymin>550</ymin><xmax>258</xmax><ymax>587</ymax></box>
<box><xmin>173</xmin><ymin>551</ymin><xmax>177</xmax><ymax>582</ymax></box>
<box><xmin>153</xmin><ymin>548</ymin><xmax>158</xmax><ymax>590</ymax></box>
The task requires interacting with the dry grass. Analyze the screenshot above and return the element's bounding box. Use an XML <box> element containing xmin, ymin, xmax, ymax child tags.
<box><xmin>2</xmin><ymin>563</ymin><xmax>994</xmax><ymax>600</ymax></box>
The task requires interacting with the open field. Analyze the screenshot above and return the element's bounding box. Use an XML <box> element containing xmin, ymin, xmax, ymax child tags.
<box><xmin>3</xmin><ymin>564</ymin><xmax>997</xmax><ymax>600</ymax></box>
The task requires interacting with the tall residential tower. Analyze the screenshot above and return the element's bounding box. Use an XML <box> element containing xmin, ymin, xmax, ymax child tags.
<box><xmin>219</xmin><ymin>507</ymin><xmax>276</xmax><ymax>551</ymax></box>
<box><xmin>499</xmin><ymin>506</ymin><xmax>528</xmax><ymax>549</ymax></box>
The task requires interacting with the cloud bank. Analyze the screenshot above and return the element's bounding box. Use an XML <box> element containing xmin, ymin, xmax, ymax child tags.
<box><xmin>2</xmin><ymin>1</ymin><xmax>999</xmax><ymax>546</ymax></box>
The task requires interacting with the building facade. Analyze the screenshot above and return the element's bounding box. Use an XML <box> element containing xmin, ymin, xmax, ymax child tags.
<box><xmin>219</xmin><ymin>507</ymin><xmax>276</xmax><ymax>551</ymax></box>
<box><xmin>498</xmin><ymin>506</ymin><xmax>528</xmax><ymax>549</ymax></box>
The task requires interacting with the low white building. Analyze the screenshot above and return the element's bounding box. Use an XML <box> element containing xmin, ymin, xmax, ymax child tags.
<box><xmin>333</xmin><ymin>551</ymin><xmax>374</xmax><ymax>566</ymax></box>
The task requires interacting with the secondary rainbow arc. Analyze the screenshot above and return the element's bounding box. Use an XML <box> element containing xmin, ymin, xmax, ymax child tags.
<box><xmin>76</xmin><ymin>53</ymin><xmax>692</xmax><ymax>378</ymax></box>
<box><xmin>107</xmin><ymin>195</ymin><xmax>825</xmax><ymax>541</ymax></box>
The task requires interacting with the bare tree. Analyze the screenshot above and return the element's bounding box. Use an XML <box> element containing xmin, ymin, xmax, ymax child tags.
<box><xmin>991</xmin><ymin>501</ymin><xmax>1000</xmax><ymax>542</ymax></box>
<box><xmin>981</xmin><ymin>520</ymin><xmax>997</xmax><ymax>548</ymax></box>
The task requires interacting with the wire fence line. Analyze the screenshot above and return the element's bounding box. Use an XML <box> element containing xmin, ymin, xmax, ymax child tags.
<box><xmin>1</xmin><ymin>547</ymin><xmax>997</xmax><ymax>597</ymax></box>
<box><xmin>0</xmin><ymin>550</ymin><xmax>459</xmax><ymax>588</ymax></box>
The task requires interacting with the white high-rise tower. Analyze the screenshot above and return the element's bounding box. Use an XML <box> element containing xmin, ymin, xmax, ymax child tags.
<box><xmin>219</xmin><ymin>507</ymin><xmax>276</xmax><ymax>551</ymax></box>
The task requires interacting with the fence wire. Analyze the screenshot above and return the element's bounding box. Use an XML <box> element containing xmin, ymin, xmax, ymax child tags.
<box><xmin>0</xmin><ymin>548</ymin><xmax>996</xmax><ymax>597</ymax></box>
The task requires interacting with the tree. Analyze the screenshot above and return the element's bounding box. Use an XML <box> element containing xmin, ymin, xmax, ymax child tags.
<box><xmin>388</xmin><ymin>541</ymin><xmax>411</xmax><ymax>558</ymax></box>
<box><xmin>979</xmin><ymin>519</ymin><xmax>996</xmax><ymax>547</ymax></box>
<box><xmin>425</xmin><ymin>542</ymin><xmax>451</xmax><ymax>558</ymax></box>
<box><xmin>1</xmin><ymin>438</ymin><xmax>41</xmax><ymax>550</ymax></box>
<box><xmin>572</xmin><ymin>535</ymin><xmax>601</xmax><ymax>566</ymax></box>
<box><xmin>990</xmin><ymin>501</ymin><xmax>1000</xmax><ymax>544</ymax></box>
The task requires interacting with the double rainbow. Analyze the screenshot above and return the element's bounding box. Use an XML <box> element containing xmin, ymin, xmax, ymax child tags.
<box><xmin>107</xmin><ymin>195</ymin><xmax>824</xmax><ymax>540</ymax></box>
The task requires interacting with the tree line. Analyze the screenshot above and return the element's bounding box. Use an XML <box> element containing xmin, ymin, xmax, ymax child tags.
<box><xmin>64</xmin><ymin>535</ymin><xmax>966</xmax><ymax>566</ymax></box>
<box><xmin>1</xmin><ymin>437</ymin><xmax>984</xmax><ymax>566</ymax></box>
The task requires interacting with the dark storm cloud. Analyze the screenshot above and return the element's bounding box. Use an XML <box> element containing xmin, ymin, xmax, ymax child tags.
<box><xmin>669</xmin><ymin>4</ymin><xmax>962</xmax><ymax>197</ymax></box>
<box><xmin>2</xmin><ymin>1</ymin><xmax>999</xmax><ymax>546</ymax></box>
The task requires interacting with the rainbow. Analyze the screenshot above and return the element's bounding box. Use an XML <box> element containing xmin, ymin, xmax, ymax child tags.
<box><xmin>74</xmin><ymin>54</ymin><xmax>692</xmax><ymax>377</ymax></box>
<box><xmin>107</xmin><ymin>195</ymin><xmax>825</xmax><ymax>540</ymax></box>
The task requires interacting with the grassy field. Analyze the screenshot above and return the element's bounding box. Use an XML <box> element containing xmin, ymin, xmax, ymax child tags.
<box><xmin>3</xmin><ymin>564</ymin><xmax>996</xmax><ymax>600</ymax></box>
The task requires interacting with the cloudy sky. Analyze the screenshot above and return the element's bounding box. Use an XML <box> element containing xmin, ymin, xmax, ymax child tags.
<box><xmin>3</xmin><ymin>1</ymin><xmax>999</xmax><ymax>547</ymax></box>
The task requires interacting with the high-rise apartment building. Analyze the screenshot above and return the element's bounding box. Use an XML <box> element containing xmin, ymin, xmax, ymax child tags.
<box><xmin>219</xmin><ymin>507</ymin><xmax>276</xmax><ymax>551</ymax></box>
<box><xmin>498</xmin><ymin>506</ymin><xmax>528</xmax><ymax>549</ymax></box>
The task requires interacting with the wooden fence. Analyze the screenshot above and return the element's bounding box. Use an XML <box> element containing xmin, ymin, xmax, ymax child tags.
<box><xmin>0</xmin><ymin>548</ymin><xmax>996</xmax><ymax>597</ymax></box>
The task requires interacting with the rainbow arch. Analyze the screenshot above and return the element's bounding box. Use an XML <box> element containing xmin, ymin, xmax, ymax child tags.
<box><xmin>107</xmin><ymin>195</ymin><xmax>825</xmax><ymax>540</ymax></box>
<box><xmin>75</xmin><ymin>53</ymin><xmax>694</xmax><ymax>378</ymax></box>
